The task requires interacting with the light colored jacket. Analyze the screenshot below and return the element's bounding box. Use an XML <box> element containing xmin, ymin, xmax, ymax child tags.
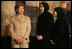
<box><xmin>9</xmin><ymin>15</ymin><xmax>31</xmax><ymax>42</ymax></box>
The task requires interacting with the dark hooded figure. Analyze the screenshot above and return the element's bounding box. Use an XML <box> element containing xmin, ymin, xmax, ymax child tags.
<box><xmin>53</xmin><ymin>7</ymin><xmax>70</xmax><ymax>48</ymax></box>
<box><xmin>36</xmin><ymin>2</ymin><xmax>54</xmax><ymax>48</ymax></box>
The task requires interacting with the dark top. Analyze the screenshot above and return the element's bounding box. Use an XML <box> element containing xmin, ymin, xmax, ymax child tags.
<box><xmin>53</xmin><ymin>17</ymin><xmax>69</xmax><ymax>42</ymax></box>
<box><xmin>36</xmin><ymin>11</ymin><xmax>54</xmax><ymax>40</ymax></box>
<box><xmin>53</xmin><ymin>7</ymin><xmax>69</xmax><ymax>42</ymax></box>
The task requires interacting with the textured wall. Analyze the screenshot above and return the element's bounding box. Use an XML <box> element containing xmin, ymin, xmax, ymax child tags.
<box><xmin>1</xmin><ymin>1</ymin><xmax>15</xmax><ymax>37</ymax></box>
<box><xmin>1</xmin><ymin>1</ymin><xmax>15</xmax><ymax>24</ymax></box>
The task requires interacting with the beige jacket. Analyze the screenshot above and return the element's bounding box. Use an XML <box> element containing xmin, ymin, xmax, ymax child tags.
<box><xmin>9</xmin><ymin>15</ymin><xmax>31</xmax><ymax>42</ymax></box>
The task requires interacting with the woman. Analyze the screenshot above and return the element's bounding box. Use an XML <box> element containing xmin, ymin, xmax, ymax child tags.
<box><xmin>53</xmin><ymin>7</ymin><xmax>70</xmax><ymax>48</ymax></box>
<box><xmin>36</xmin><ymin>2</ymin><xmax>54</xmax><ymax>48</ymax></box>
<box><xmin>9</xmin><ymin>3</ymin><xmax>31</xmax><ymax>48</ymax></box>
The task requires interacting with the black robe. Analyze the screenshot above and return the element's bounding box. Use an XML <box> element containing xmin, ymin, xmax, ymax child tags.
<box><xmin>53</xmin><ymin>15</ymin><xmax>70</xmax><ymax>48</ymax></box>
<box><xmin>53</xmin><ymin>7</ymin><xmax>70</xmax><ymax>48</ymax></box>
<box><xmin>36</xmin><ymin>11</ymin><xmax>54</xmax><ymax>48</ymax></box>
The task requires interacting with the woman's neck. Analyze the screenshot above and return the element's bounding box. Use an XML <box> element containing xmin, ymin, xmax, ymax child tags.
<box><xmin>17</xmin><ymin>14</ymin><xmax>24</xmax><ymax>19</ymax></box>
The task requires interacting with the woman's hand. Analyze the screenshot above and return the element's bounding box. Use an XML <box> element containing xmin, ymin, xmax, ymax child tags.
<box><xmin>18</xmin><ymin>38</ymin><xmax>24</xmax><ymax>43</ymax></box>
<box><xmin>15</xmin><ymin>38</ymin><xmax>24</xmax><ymax>43</ymax></box>
<box><xmin>50</xmin><ymin>40</ymin><xmax>55</xmax><ymax>45</ymax></box>
<box><xmin>37</xmin><ymin>35</ymin><xmax>43</xmax><ymax>40</ymax></box>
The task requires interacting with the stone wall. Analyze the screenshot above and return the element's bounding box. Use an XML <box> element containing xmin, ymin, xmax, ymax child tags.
<box><xmin>1</xmin><ymin>1</ymin><xmax>15</xmax><ymax>37</ymax></box>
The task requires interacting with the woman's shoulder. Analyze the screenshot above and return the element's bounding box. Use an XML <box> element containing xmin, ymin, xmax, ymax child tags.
<box><xmin>24</xmin><ymin>15</ymin><xmax>30</xmax><ymax>20</ymax></box>
<box><xmin>10</xmin><ymin>16</ymin><xmax>16</xmax><ymax>22</ymax></box>
<box><xmin>11</xmin><ymin>16</ymin><xmax>15</xmax><ymax>19</ymax></box>
<box><xmin>47</xmin><ymin>12</ymin><xmax>53</xmax><ymax>16</ymax></box>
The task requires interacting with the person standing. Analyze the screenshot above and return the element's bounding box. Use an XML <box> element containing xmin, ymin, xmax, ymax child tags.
<box><xmin>53</xmin><ymin>7</ymin><xmax>70</xmax><ymax>48</ymax></box>
<box><xmin>36</xmin><ymin>2</ymin><xmax>54</xmax><ymax>48</ymax></box>
<box><xmin>9</xmin><ymin>3</ymin><xmax>31</xmax><ymax>48</ymax></box>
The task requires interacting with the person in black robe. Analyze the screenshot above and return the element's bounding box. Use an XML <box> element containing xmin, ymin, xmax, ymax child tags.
<box><xmin>36</xmin><ymin>2</ymin><xmax>54</xmax><ymax>48</ymax></box>
<box><xmin>53</xmin><ymin>7</ymin><xmax>70</xmax><ymax>48</ymax></box>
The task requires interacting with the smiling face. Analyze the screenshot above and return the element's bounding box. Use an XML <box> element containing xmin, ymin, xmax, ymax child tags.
<box><xmin>17</xmin><ymin>5</ymin><xmax>24</xmax><ymax>14</ymax></box>
<box><xmin>40</xmin><ymin>4</ymin><xmax>44</xmax><ymax>13</ymax></box>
